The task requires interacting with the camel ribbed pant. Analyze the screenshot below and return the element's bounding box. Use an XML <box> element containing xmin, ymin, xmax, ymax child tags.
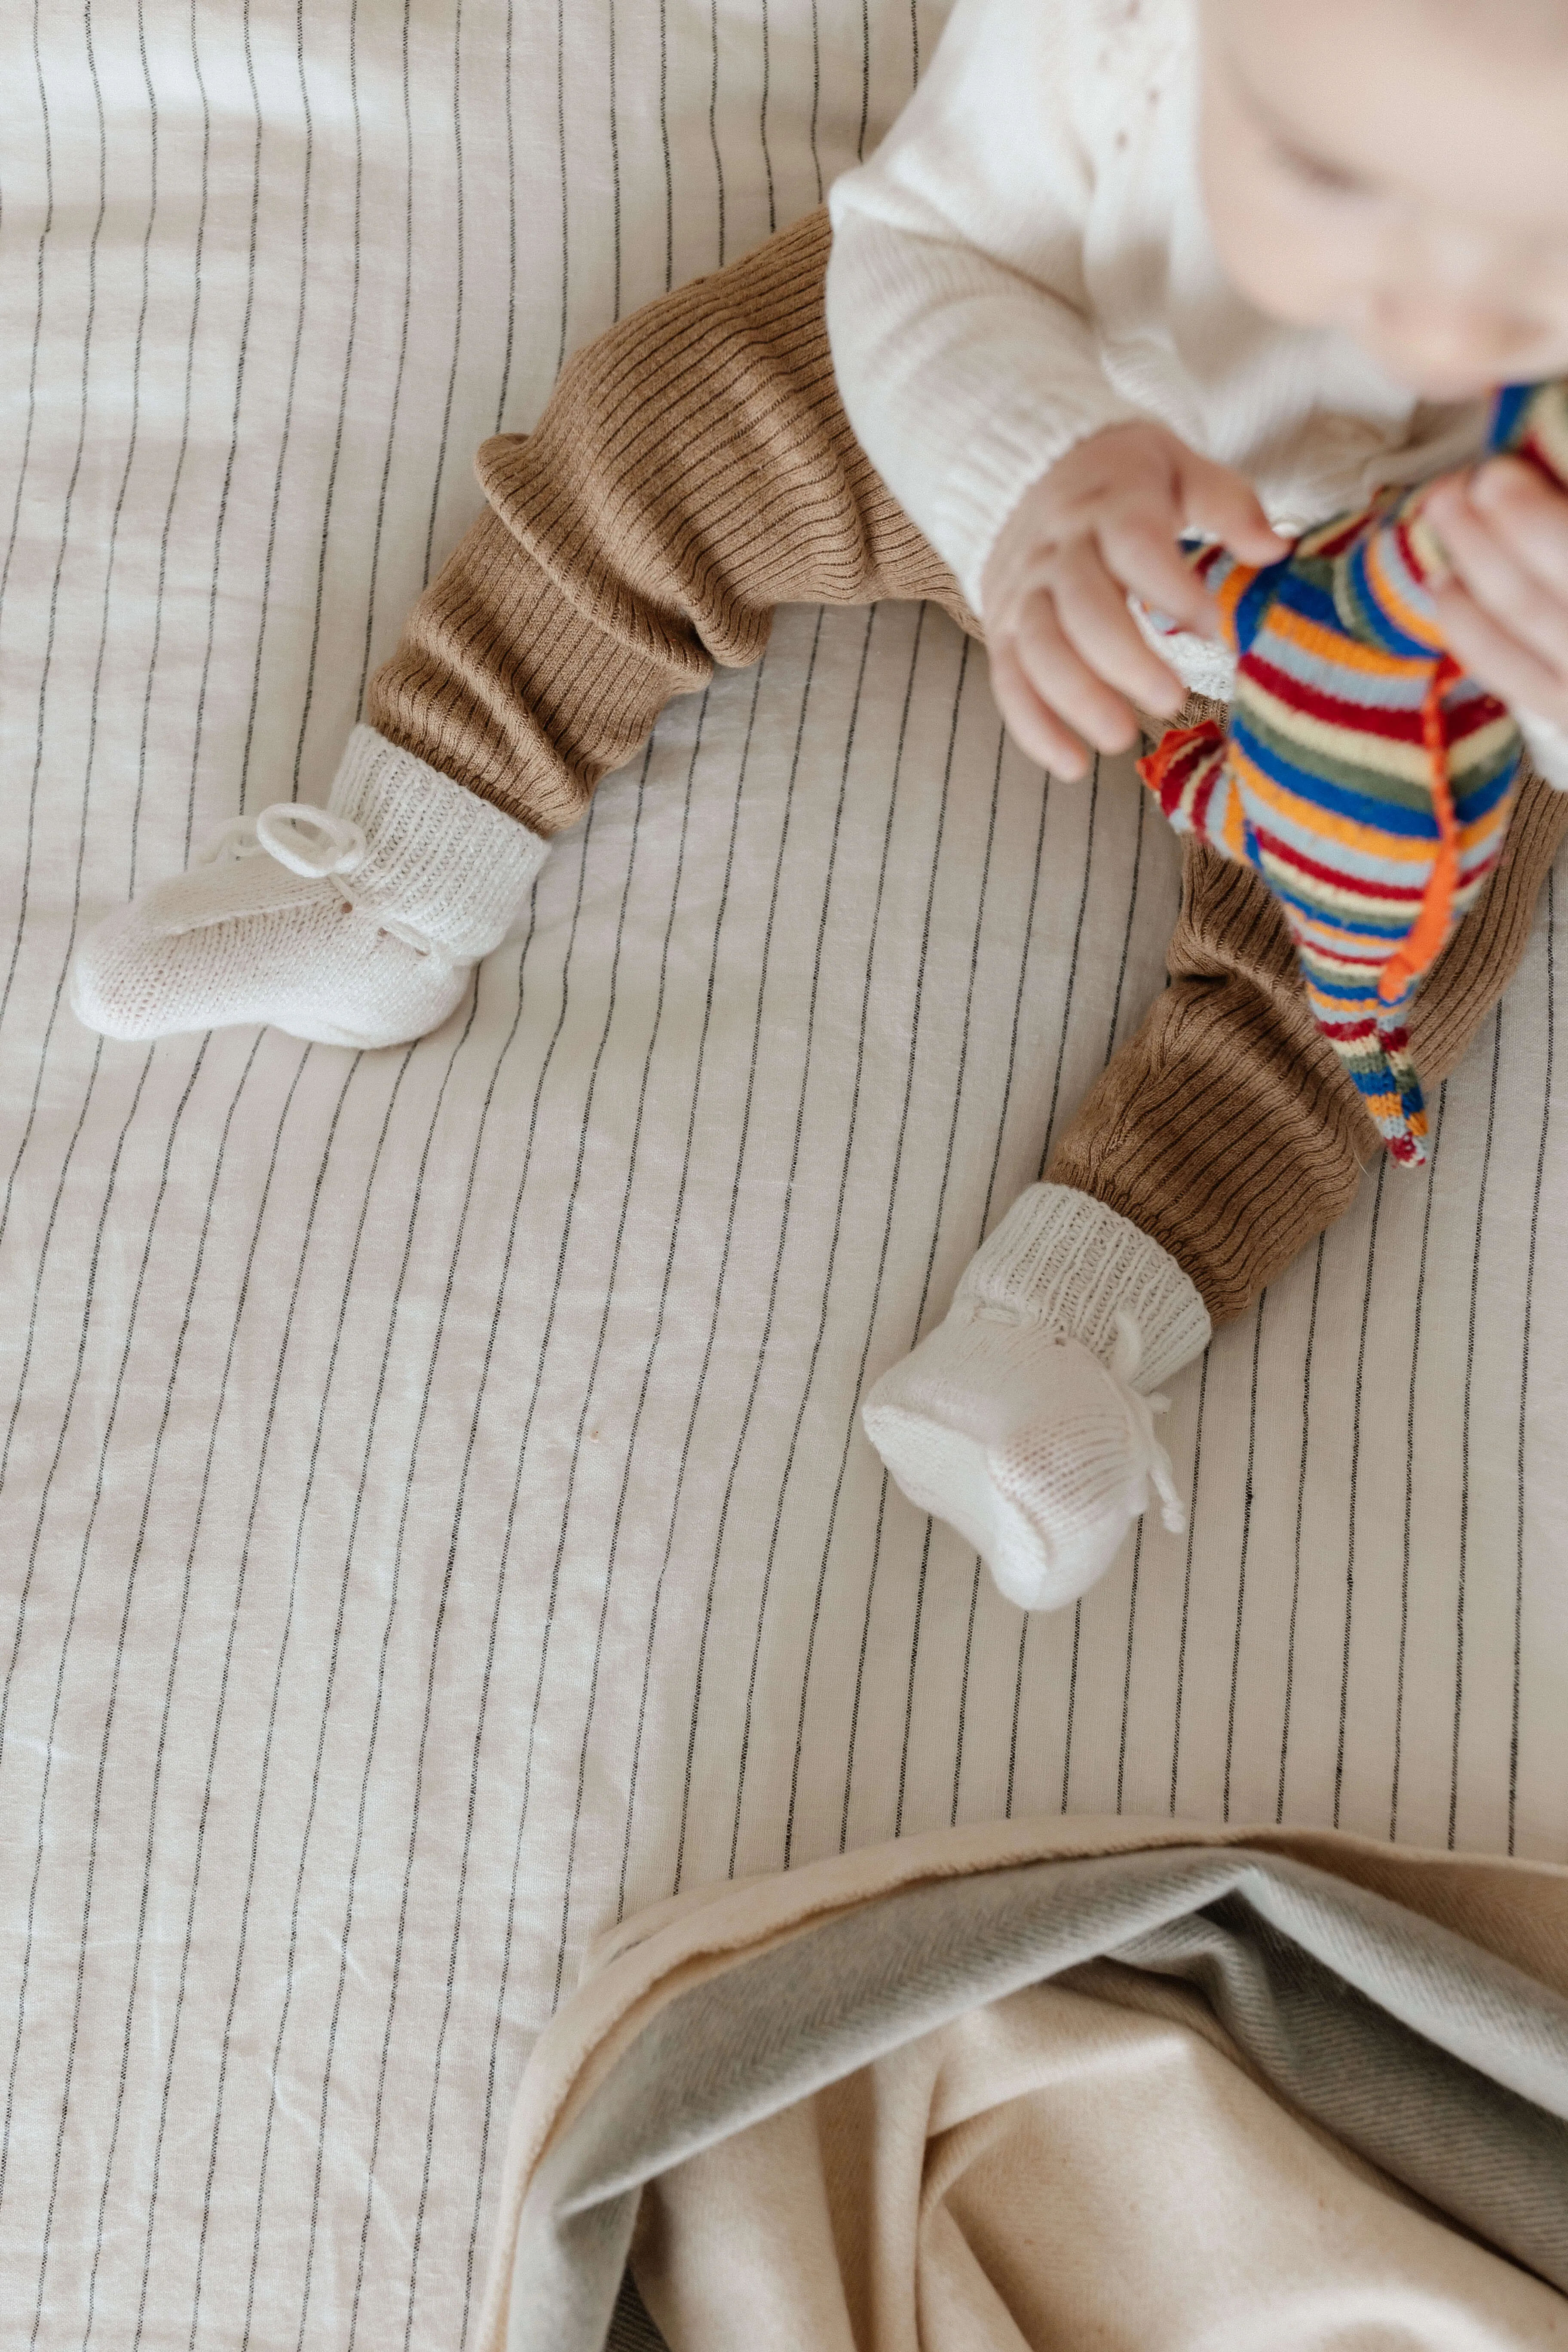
<box><xmin>368</xmin><ymin>207</ymin><xmax>1568</xmax><ymax>1326</ymax></box>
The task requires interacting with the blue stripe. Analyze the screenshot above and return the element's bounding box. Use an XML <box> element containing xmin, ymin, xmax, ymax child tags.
<box><xmin>1452</xmin><ymin>752</ymin><xmax>1522</xmax><ymax>827</ymax></box>
<box><xmin>1232</xmin><ymin>714</ymin><xmax>1441</xmax><ymax>837</ymax></box>
<box><xmin>1230</xmin><ymin>556</ymin><xmax>1292</xmax><ymax>655</ymax></box>
<box><xmin>1489</xmin><ymin>382</ymin><xmax>1538</xmax><ymax>453</ymax></box>
<box><xmin>1347</xmin><ymin>538</ymin><xmax>1438</xmax><ymax>659</ymax></box>
<box><xmin>1268</xmin><ymin>885</ymin><xmax>1413</xmax><ymax>944</ymax></box>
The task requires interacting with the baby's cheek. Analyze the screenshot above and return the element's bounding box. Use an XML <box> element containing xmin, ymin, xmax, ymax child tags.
<box><xmin>1197</xmin><ymin>110</ymin><xmax>1344</xmax><ymax>331</ymax></box>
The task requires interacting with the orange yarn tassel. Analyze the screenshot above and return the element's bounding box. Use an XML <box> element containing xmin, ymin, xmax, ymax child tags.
<box><xmin>1378</xmin><ymin>655</ymin><xmax>1463</xmax><ymax>1006</ymax></box>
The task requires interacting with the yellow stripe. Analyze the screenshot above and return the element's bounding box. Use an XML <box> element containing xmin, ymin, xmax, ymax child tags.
<box><xmin>1236</xmin><ymin>679</ymin><xmax>1514</xmax><ymax>801</ymax></box>
<box><xmin>1363</xmin><ymin>532</ymin><xmax>1446</xmax><ymax>652</ymax></box>
<box><xmin>1231</xmin><ymin>741</ymin><xmax>1436</xmax><ymax>864</ymax></box>
<box><xmin>1266</xmin><ymin>602</ymin><xmax>1428</xmax><ymax>684</ymax></box>
<box><xmin>1237</xmin><ymin>679</ymin><xmax>1435</xmax><ymax>792</ymax></box>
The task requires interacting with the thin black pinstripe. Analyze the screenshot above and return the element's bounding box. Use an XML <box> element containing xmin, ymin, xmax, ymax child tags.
<box><xmin>884</xmin><ymin>677</ymin><xmax>989</xmax><ymax>1846</ymax></box>
<box><xmin>706</xmin><ymin>0</ymin><xmax>725</xmax><ymax>266</ymax></box>
<box><xmin>1115</xmin><ymin>1523</ymin><xmax>1145</xmax><ymax>1813</ymax></box>
<box><xmin>1167</xmin><ymin>1349</ymin><xmax>1211</xmax><ymax>1814</ymax></box>
<box><xmin>1512</xmin><ymin>876</ymin><xmax>1555</xmax><ymax>1855</ymax></box>
<box><xmin>1222</xmin><ymin>1293</ymin><xmax>1266</xmax><ymax>1821</ymax></box>
<box><xmin>443</xmin><ymin>811</ymin><xmax>606</xmax><ymax>2311</ymax></box>
<box><xmin>946</xmin><ymin>728</ymin><xmax>1044</xmax><ymax>1825</ymax></box>
<box><xmin>758</xmin><ymin>0</ymin><xmax>776</xmax><ymax>233</ymax></box>
<box><xmin>0</xmin><ymin>0</ymin><xmax>56</xmax><ymax>633</ymax></box>
<box><xmin>494</xmin><ymin>0</ymin><xmax>519</xmax><ymax>428</ymax></box>
<box><xmin>1333</xmin><ymin>1152</ymin><xmax>1388</xmax><ymax>1831</ymax></box>
<box><xmin>126</xmin><ymin>0</ymin><xmax>211</xmax><ymax>893</ymax></box>
<box><xmin>419</xmin><ymin>0</ymin><xmax>468</xmax><ymax>589</ymax></box>
<box><xmin>1390</xmin><ymin>1087</ymin><xmax>1446</xmax><ymax>1843</ymax></box>
<box><xmin>1035</xmin><ymin>759</ymin><xmax>1100</xmax><ymax>1177</ymax></box>
<box><xmin>234</xmin><ymin>0</ymin><xmax>318</xmax><ymax>811</ymax></box>
<box><xmin>186</xmin><ymin>0</ymin><xmax>266</xmax><ymax>847</ymax></box>
<box><xmin>291</xmin><ymin>0</ymin><xmax>364</xmax><ymax>792</ymax></box>
<box><xmin>1450</xmin><ymin>1010</ymin><xmax>1504</xmax><ymax>1851</ymax></box>
<box><xmin>353</xmin><ymin>0</ymin><xmax>418</xmax><ymax>714</ymax></box>
<box><xmin>1277</xmin><ymin>1235</ymin><xmax>1325</xmax><ymax>1824</ymax></box>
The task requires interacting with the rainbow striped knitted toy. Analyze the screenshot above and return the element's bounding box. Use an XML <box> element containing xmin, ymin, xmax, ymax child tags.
<box><xmin>1140</xmin><ymin>381</ymin><xmax>1568</xmax><ymax>1166</ymax></box>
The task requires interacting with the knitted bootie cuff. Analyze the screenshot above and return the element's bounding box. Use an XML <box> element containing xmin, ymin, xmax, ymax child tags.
<box><xmin>328</xmin><ymin>726</ymin><xmax>550</xmax><ymax>962</ymax></box>
<box><xmin>954</xmin><ymin>1183</ymin><xmax>1211</xmax><ymax>1393</ymax></box>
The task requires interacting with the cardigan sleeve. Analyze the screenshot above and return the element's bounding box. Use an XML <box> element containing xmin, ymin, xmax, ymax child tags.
<box><xmin>825</xmin><ymin>0</ymin><xmax>1151</xmax><ymax>613</ymax></box>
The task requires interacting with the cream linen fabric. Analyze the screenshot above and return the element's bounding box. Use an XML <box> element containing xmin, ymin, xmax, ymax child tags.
<box><xmin>638</xmin><ymin>1977</ymin><xmax>1565</xmax><ymax>2349</ymax></box>
<box><xmin>6</xmin><ymin>4</ymin><xmax>1568</xmax><ymax>2350</ymax></box>
<box><xmin>478</xmin><ymin>1814</ymin><xmax>1568</xmax><ymax>2351</ymax></box>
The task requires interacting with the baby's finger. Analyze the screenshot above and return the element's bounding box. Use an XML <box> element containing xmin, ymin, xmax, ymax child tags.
<box><xmin>1012</xmin><ymin>589</ymin><xmax>1142</xmax><ymax>753</ymax></box>
<box><xmin>1051</xmin><ymin>542</ymin><xmax>1188</xmax><ymax>716</ymax></box>
<box><xmin>1432</xmin><ymin>577</ymin><xmax>1568</xmax><ymax>723</ymax></box>
<box><xmin>1472</xmin><ymin>458</ymin><xmax>1568</xmax><ymax>600</ymax></box>
<box><xmin>1175</xmin><ymin>446</ymin><xmax>1292</xmax><ymax>566</ymax></box>
<box><xmin>1427</xmin><ymin>480</ymin><xmax>1568</xmax><ymax>679</ymax></box>
<box><xmin>1100</xmin><ymin>513</ymin><xmax>1222</xmax><ymax>639</ymax></box>
<box><xmin>987</xmin><ymin>640</ymin><xmax>1094</xmax><ymax>778</ymax></box>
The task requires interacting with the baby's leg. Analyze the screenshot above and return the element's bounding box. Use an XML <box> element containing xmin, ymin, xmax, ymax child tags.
<box><xmin>72</xmin><ymin>208</ymin><xmax>970</xmax><ymax>1046</ymax></box>
<box><xmin>369</xmin><ymin>207</ymin><xmax>969</xmax><ymax>833</ymax></box>
<box><xmin>866</xmin><ymin>753</ymin><xmax>1568</xmax><ymax>1611</ymax></box>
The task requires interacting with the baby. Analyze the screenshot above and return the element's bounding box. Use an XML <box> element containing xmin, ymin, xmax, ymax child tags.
<box><xmin>71</xmin><ymin>0</ymin><xmax>1568</xmax><ymax>1612</ymax></box>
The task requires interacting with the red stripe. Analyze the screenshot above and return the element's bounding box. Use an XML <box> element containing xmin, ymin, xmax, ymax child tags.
<box><xmin>1250</xmin><ymin>824</ymin><xmax>1426</xmax><ymax>903</ymax></box>
<box><xmin>1241</xmin><ymin>654</ymin><xmax>1426</xmax><ymax>744</ymax></box>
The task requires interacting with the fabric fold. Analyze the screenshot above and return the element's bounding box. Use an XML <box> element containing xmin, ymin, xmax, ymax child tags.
<box><xmin>478</xmin><ymin>1817</ymin><xmax>1568</xmax><ymax>2352</ymax></box>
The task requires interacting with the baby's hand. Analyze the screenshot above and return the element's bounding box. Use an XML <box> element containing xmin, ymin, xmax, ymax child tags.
<box><xmin>980</xmin><ymin>421</ymin><xmax>1288</xmax><ymax>779</ymax></box>
<box><xmin>1425</xmin><ymin>458</ymin><xmax>1568</xmax><ymax>731</ymax></box>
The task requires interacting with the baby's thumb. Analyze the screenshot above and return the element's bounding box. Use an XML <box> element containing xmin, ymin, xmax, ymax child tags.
<box><xmin>1177</xmin><ymin>449</ymin><xmax>1290</xmax><ymax>564</ymax></box>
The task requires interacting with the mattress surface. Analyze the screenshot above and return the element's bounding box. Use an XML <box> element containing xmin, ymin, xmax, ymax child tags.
<box><xmin>3</xmin><ymin>2</ymin><xmax>1566</xmax><ymax>2345</ymax></box>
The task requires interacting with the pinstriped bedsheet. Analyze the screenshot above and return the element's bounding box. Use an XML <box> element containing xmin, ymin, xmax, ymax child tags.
<box><xmin>2</xmin><ymin>3</ymin><xmax>1566</xmax><ymax>2346</ymax></box>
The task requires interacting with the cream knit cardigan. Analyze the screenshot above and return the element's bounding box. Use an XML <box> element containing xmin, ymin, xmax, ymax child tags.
<box><xmin>824</xmin><ymin>0</ymin><xmax>1568</xmax><ymax>776</ymax></box>
<box><xmin>824</xmin><ymin>0</ymin><xmax>1489</xmax><ymax>659</ymax></box>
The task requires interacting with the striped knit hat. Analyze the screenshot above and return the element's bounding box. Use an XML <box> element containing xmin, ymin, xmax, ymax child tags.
<box><xmin>1141</xmin><ymin>382</ymin><xmax>1568</xmax><ymax>1165</ymax></box>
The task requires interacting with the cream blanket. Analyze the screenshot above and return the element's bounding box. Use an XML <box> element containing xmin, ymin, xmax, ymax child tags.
<box><xmin>484</xmin><ymin>1817</ymin><xmax>1568</xmax><ymax>2350</ymax></box>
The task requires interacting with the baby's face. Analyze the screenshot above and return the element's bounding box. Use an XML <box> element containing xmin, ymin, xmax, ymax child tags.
<box><xmin>1199</xmin><ymin>0</ymin><xmax>1568</xmax><ymax>399</ymax></box>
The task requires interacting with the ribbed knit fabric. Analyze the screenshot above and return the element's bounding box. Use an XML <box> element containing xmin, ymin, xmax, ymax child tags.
<box><xmin>368</xmin><ymin>208</ymin><xmax>970</xmax><ymax>836</ymax></box>
<box><xmin>948</xmin><ymin>1183</ymin><xmax>1212</xmax><ymax>1390</ymax></box>
<box><xmin>864</xmin><ymin>1185</ymin><xmax>1210</xmax><ymax>1611</ymax></box>
<box><xmin>364</xmin><ymin>213</ymin><xmax>1568</xmax><ymax>1326</ymax></box>
<box><xmin>1047</xmin><ymin>747</ymin><xmax>1568</xmax><ymax>1323</ymax></box>
<box><xmin>328</xmin><ymin>726</ymin><xmax>548</xmax><ymax>960</ymax></box>
<box><xmin>1141</xmin><ymin>383</ymin><xmax>1568</xmax><ymax>1166</ymax></box>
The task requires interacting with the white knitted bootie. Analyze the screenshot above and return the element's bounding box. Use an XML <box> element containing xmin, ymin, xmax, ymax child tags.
<box><xmin>863</xmin><ymin>1185</ymin><xmax>1211</xmax><ymax>1611</ymax></box>
<box><xmin>71</xmin><ymin>727</ymin><xmax>550</xmax><ymax>1049</ymax></box>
